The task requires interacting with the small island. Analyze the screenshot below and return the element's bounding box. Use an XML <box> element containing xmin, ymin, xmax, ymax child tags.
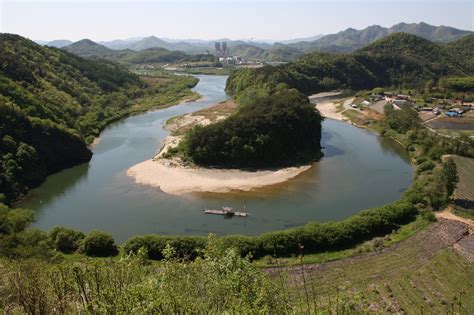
<box><xmin>128</xmin><ymin>89</ymin><xmax>323</xmax><ymax>194</ymax></box>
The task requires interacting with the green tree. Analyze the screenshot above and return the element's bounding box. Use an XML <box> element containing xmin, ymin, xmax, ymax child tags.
<box><xmin>49</xmin><ymin>226</ymin><xmax>85</xmax><ymax>254</ymax></box>
<box><xmin>442</xmin><ymin>159</ymin><xmax>459</xmax><ymax>198</ymax></box>
<box><xmin>80</xmin><ymin>230</ymin><xmax>118</xmax><ymax>257</ymax></box>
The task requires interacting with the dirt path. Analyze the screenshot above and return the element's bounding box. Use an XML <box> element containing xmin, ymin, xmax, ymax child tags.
<box><xmin>436</xmin><ymin>208</ymin><xmax>474</xmax><ymax>230</ymax></box>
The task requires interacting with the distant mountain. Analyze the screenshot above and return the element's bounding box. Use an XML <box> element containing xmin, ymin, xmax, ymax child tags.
<box><xmin>99</xmin><ymin>37</ymin><xmax>144</xmax><ymax>50</ymax></box>
<box><xmin>291</xmin><ymin>25</ymin><xmax>388</xmax><ymax>52</ymax></box>
<box><xmin>120</xmin><ymin>47</ymin><xmax>215</xmax><ymax>64</ymax></box>
<box><xmin>62</xmin><ymin>39</ymin><xmax>125</xmax><ymax>58</ymax></box>
<box><xmin>46</xmin><ymin>39</ymin><xmax>73</xmax><ymax>48</ymax></box>
<box><xmin>287</xmin><ymin>22</ymin><xmax>472</xmax><ymax>53</ymax></box>
<box><xmin>388</xmin><ymin>22</ymin><xmax>471</xmax><ymax>42</ymax></box>
<box><xmin>280</xmin><ymin>34</ymin><xmax>324</xmax><ymax>44</ymax></box>
<box><xmin>129</xmin><ymin>36</ymin><xmax>173</xmax><ymax>51</ymax></box>
<box><xmin>62</xmin><ymin>38</ymin><xmax>216</xmax><ymax>64</ymax></box>
<box><xmin>99</xmin><ymin>36</ymin><xmax>271</xmax><ymax>53</ymax></box>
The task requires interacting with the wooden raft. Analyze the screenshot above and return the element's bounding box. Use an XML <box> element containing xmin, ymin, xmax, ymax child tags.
<box><xmin>203</xmin><ymin>206</ymin><xmax>249</xmax><ymax>217</ymax></box>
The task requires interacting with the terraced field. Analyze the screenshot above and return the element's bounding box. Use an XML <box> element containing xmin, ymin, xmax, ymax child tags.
<box><xmin>273</xmin><ymin>219</ymin><xmax>474</xmax><ymax>313</ymax></box>
<box><xmin>452</xmin><ymin>156</ymin><xmax>474</xmax><ymax>210</ymax></box>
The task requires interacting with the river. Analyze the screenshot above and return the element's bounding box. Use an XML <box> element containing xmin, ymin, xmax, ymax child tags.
<box><xmin>19</xmin><ymin>75</ymin><xmax>413</xmax><ymax>243</ymax></box>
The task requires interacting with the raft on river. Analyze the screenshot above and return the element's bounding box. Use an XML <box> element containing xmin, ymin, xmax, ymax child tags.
<box><xmin>203</xmin><ymin>206</ymin><xmax>249</xmax><ymax>217</ymax></box>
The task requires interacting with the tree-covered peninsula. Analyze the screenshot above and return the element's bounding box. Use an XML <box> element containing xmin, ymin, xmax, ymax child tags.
<box><xmin>181</xmin><ymin>88</ymin><xmax>323</xmax><ymax>168</ymax></box>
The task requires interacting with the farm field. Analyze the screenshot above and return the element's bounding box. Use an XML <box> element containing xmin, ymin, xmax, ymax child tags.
<box><xmin>427</xmin><ymin>116</ymin><xmax>474</xmax><ymax>130</ymax></box>
<box><xmin>276</xmin><ymin>219</ymin><xmax>474</xmax><ymax>313</ymax></box>
<box><xmin>452</xmin><ymin>156</ymin><xmax>474</xmax><ymax>211</ymax></box>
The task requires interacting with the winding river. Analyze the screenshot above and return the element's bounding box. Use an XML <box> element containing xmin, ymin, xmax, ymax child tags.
<box><xmin>19</xmin><ymin>75</ymin><xmax>413</xmax><ymax>243</ymax></box>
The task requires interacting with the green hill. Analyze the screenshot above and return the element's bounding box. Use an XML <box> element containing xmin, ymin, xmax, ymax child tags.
<box><xmin>445</xmin><ymin>34</ymin><xmax>474</xmax><ymax>73</ymax></box>
<box><xmin>266</xmin><ymin>43</ymin><xmax>303</xmax><ymax>61</ymax></box>
<box><xmin>62</xmin><ymin>39</ymin><xmax>126</xmax><ymax>59</ymax></box>
<box><xmin>0</xmin><ymin>33</ymin><xmax>144</xmax><ymax>204</ymax></box>
<box><xmin>228</xmin><ymin>44</ymin><xmax>266</xmax><ymax>60</ymax></box>
<box><xmin>388</xmin><ymin>22</ymin><xmax>472</xmax><ymax>43</ymax></box>
<box><xmin>121</xmin><ymin>47</ymin><xmax>216</xmax><ymax>64</ymax></box>
<box><xmin>227</xmin><ymin>33</ymin><xmax>470</xmax><ymax>97</ymax></box>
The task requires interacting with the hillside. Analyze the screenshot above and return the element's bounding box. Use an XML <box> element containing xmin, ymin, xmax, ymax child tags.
<box><xmin>0</xmin><ymin>33</ymin><xmax>201</xmax><ymax>204</ymax></box>
<box><xmin>227</xmin><ymin>33</ymin><xmax>470</xmax><ymax>97</ymax></box>
<box><xmin>295</xmin><ymin>25</ymin><xmax>388</xmax><ymax>53</ymax></box>
<box><xmin>227</xmin><ymin>44</ymin><xmax>266</xmax><ymax>60</ymax></box>
<box><xmin>0</xmin><ymin>33</ymin><xmax>147</xmax><ymax>204</ymax></box>
<box><xmin>446</xmin><ymin>34</ymin><xmax>474</xmax><ymax>73</ymax></box>
<box><xmin>266</xmin><ymin>43</ymin><xmax>304</xmax><ymax>61</ymax></box>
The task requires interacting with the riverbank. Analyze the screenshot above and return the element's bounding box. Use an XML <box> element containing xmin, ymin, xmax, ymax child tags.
<box><xmin>127</xmin><ymin>160</ymin><xmax>311</xmax><ymax>195</ymax></box>
<box><xmin>127</xmin><ymin>99</ymin><xmax>313</xmax><ymax>195</ymax></box>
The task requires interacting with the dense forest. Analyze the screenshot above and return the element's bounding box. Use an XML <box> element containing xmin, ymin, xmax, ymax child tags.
<box><xmin>182</xmin><ymin>88</ymin><xmax>323</xmax><ymax>168</ymax></box>
<box><xmin>0</xmin><ymin>33</ymin><xmax>198</xmax><ymax>204</ymax></box>
<box><xmin>226</xmin><ymin>33</ymin><xmax>473</xmax><ymax>98</ymax></box>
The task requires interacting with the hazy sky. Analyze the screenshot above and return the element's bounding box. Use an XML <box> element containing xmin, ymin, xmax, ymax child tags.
<box><xmin>1</xmin><ymin>0</ymin><xmax>473</xmax><ymax>41</ymax></box>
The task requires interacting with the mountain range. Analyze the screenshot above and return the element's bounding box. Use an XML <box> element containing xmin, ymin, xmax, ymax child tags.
<box><xmin>47</xmin><ymin>22</ymin><xmax>472</xmax><ymax>63</ymax></box>
<box><xmin>287</xmin><ymin>22</ymin><xmax>472</xmax><ymax>53</ymax></box>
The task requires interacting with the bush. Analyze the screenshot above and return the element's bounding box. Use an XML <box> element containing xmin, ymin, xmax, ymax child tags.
<box><xmin>416</xmin><ymin>160</ymin><xmax>435</xmax><ymax>174</ymax></box>
<box><xmin>124</xmin><ymin>235</ymin><xmax>206</xmax><ymax>260</ymax></box>
<box><xmin>421</xmin><ymin>210</ymin><xmax>437</xmax><ymax>222</ymax></box>
<box><xmin>49</xmin><ymin>226</ymin><xmax>85</xmax><ymax>254</ymax></box>
<box><xmin>81</xmin><ymin>230</ymin><xmax>118</xmax><ymax>257</ymax></box>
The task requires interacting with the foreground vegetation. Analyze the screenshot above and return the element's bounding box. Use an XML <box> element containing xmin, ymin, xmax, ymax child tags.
<box><xmin>0</xmin><ymin>34</ymin><xmax>198</xmax><ymax>205</ymax></box>
<box><xmin>1</xmin><ymin>221</ymin><xmax>472</xmax><ymax>313</ymax></box>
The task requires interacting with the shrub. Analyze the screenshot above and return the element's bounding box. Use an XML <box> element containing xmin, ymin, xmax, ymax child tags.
<box><xmin>416</xmin><ymin>160</ymin><xmax>435</xmax><ymax>174</ymax></box>
<box><xmin>421</xmin><ymin>210</ymin><xmax>437</xmax><ymax>222</ymax></box>
<box><xmin>80</xmin><ymin>230</ymin><xmax>118</xmax><ymax>257</ymax></box>
<box><xmin>124</xmin><ymin>235</ymin><xmax>206</xmax><ymax>260</ymax></box>
<box><xmin>49</xmin><ymin>226</ymin><xmax>85</xmax><ymax>254</ymax></box>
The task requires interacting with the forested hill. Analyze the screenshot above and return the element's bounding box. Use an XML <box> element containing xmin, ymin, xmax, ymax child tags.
<box><xmin>226</xmin><ymin>33</ymin><xmax>472</xmax><ymax>97</ymax></box>
<box><xmin>62</xmin><ymin>39</ymin><xmax>217</xmax><ymax>64</ymax></box>
<box><xmin>446</xmin><ymin>34</ymin><xmax>474</xmax><ymax>73</ymax></box>
<box><xmin>0</xmin><ymin>33</ymin><xmax>145</xmax><ymax>204</ymax></box>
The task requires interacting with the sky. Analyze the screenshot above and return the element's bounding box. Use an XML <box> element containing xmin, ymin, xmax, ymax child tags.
<box><xmin>1</xmin><ymin>0</ymin><xmax>473</xmax><ymax>42</ymax></box>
